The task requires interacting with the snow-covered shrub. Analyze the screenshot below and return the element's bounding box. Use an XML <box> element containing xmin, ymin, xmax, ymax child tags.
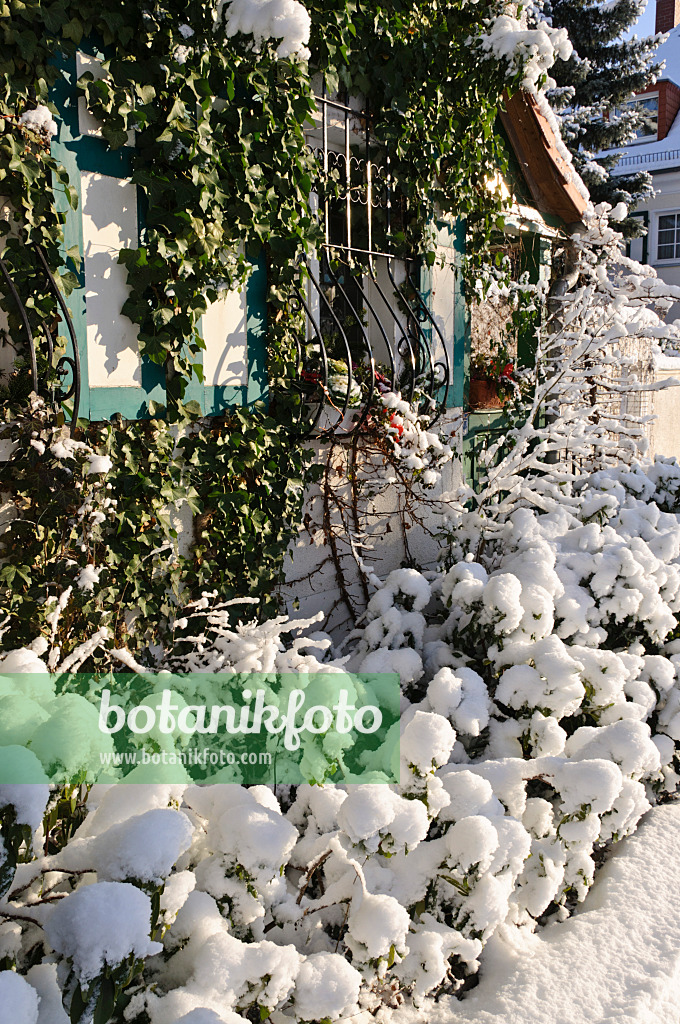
<box><xmin>2</xmin><ymin>460</ymin><xmax>680</xmax><ymax>1021</ymax></box>
<box><xmin>646</xmin><ymin>456</ymin><xmax>680</xmax><ymax>513</ymax></box>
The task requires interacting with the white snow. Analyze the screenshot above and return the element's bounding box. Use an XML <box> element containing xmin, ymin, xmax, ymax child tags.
<box><xmin>18</xmin><ymin>104</ymin><xmax>57</xmax><ymax>138</ymax></box>
<box><xmin>85</xmin><ymin>453</ymin><xmax>113</xmax><ymax>474</ymax></box>
<box><xmin>44</xmin><ymin>881</ymin><xmax>163</xmax><ymax>983</ymax></box>
<box><xmin>62</xmin><ymin>808</ymin><xmax>194</xmax><ymax>884</ymax></box>
<box><xmin>401</xmin><ymin>711</ymin><xmax>457</xmax><ymax>773</ymax></box>
<box><xmin>27</xmin><ymin>964</ymin><xmax>69</xmax><ymax>1024</ymax></box>
<box><xmin>347</xmin><ymin>891</ymin><xmax>411</xmax><ymax>960</ymax></box>
<box><xmin>217</xmin><ymin>0</ymin><xmax>311</xmax><ymax>60</ymax></box>
<box><xmin>76</xmin><ymin>564</ymin><xmax>101</xmax><ymax>592</ymax></box>
<box><xmin>0</xmin><ymin>647</ymin><xmax>49</xmax><ymax>673</ymax></box>
<box><xmin>657</xmin><ymin>24</ymin><xmax>680</xmax><ymax>89</ymax></box>
<box><xmin>396</xmin><ymin>802</ymin><xmax>680</xmax><ymax>1024</ymax></box>
<box><xmin>478</xmin><ymin>14</ymin><xmax>572</xmax><ymax>95</ymax></box>
<box><xmin>0</xmin><ymin>971</ymin><xmax>40</xmax><ymax>1024</ymax></box>
<box><xmin>0</xmin><ymin>746</ymin><xmax>50</xmax><ymax>828</ymax></box>
<box><xmin>292</xmin><ymin>952</ymin><xmax>361</xmax><ymax>1021</ymax></box>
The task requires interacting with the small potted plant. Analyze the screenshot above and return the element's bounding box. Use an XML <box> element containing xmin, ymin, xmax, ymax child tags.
<box><xmin>468</xmin><ymin>343</ymin><xmax>517</xmax><ymax>410</ymax></box>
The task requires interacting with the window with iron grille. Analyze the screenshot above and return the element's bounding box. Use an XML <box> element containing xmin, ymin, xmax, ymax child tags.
<box><xmin>291</xmin><ymin>86</ymin><xmax>453</xmax><ymax>437</ymax></box>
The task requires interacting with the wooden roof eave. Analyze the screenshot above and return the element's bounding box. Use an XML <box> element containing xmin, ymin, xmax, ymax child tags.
<box><xmin>500</xmin><ymin>90</ymin><xmax>589</xmax><ymax>228</ymax></box>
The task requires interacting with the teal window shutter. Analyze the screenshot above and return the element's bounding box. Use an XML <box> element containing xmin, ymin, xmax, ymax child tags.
<box><xmin>50</xmin><ymin>47</ymin><xmax>165</xmax><ymax>421</ymax></box>
<box><xmin>188</xmin><ymin>244</ymin><xmax>268</xmax><ymax>415</ymax></box>
<box><xmin>50</xmin><ymin>46</ymin><xmax>268</xmax><ymax>421</ymax></box>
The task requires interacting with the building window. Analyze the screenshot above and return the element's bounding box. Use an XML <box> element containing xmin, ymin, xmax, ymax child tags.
<box><xmin>297</xmin><ymin>87</ymin><xmax>454</xmax><ymax>435</ymax></box>
<box><xmin>614</xmin><ymin>94</ymin><xmax>659</xmax><ymax>142</ymax></box>
<box><xmin>658</xmin><ymin>213</ymin><xmax>680</xmax><ymax>262</ymax></box>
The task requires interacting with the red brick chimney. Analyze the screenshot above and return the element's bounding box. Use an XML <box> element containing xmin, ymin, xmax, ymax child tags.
<box><xmin>656</xmin><ymin>0</ymin><xmax>680</xmax><ymax>33</ymax></box>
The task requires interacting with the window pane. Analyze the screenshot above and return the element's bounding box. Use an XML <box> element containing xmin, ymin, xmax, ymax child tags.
<box><xmin>637</xmin><ymin>96</ymin><xmax>658</xmax><ymax>137</ymax></box>
<box><xmin>658</xmin><ymin>214</ymin><xmax>679</xmax><ymax>260</ymax></box>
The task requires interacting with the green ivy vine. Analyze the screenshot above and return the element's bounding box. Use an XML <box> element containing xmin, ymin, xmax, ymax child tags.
<box><xmin>0</xmin><ymin>400</ymin><xmax>315</xmax><ymax>659</ymax></box>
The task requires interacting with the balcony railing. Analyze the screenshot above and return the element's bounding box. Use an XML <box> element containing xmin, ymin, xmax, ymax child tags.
<box><xmin>615</xmin><ymin>147</ymin><xmax>680</xmax><ymax>168</ymax></box>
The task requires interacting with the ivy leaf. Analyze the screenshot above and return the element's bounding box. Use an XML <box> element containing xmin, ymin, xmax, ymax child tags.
<box><xmin>61</xmin><ymin>18</ymin><xmax>84</xmax><ymax>44</ymax></box>
<box><xmin>135</xmin><ymin>83</ymin><xmax>156</xmax><ymax>105</ymax></box>
<box><xmin>65</xmin><ymin>244</ymin><xmax>82</xmax><ymax>272</ymax></box>
<box><xmin>153</xmin><ymin>307</ymin><xmax>175</xmax><ymax>327</ymax></box>
<box><xmin>148</xmin><ymin>400</ymin><xmax>167</xmax><ymax>418</ymax></box>
<box><xmin>0</xmin><ymin>564</ymin><xmax>16</xmax><ymax>586</ymax></box>
<box><xmin>58</xmin><ymin>270</ymin><xmax>79</xmax><ymax>295</ymax></box>
<box><xmin>167</xmin><ymin>98</ymin><xmax>186</xmax><ymax>122</ymax></box>
<box><xmin>102</xmin><ymin>125</ymin><xmax>129</xmax><ymax>150</ymax></box>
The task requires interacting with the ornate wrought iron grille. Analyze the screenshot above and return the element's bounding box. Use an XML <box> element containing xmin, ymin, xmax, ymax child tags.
<box><xmin>0</xmin><ymin>243</ymin><xmax>80</xmax><ymax>433</ymax></box>
<box><xmin>290</xmin><ymin>88</ymin><xmax>451</xmax><ymax>437</ymax></box>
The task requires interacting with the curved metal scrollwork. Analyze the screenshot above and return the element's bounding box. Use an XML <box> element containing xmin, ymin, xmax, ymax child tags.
<box><xmin>0</xmin><ymin>243</ymin><xmax>80</xmax><ymax>434</ymax></box>
<box><xmin>290</xmin><ymin>250</ymin><xmax>449</xmax><ymax>440</ymax></box>
<box><xmin>289</xmin><ymin>88</ymin><xmax>451</xmax><ymax>439</ymax></box>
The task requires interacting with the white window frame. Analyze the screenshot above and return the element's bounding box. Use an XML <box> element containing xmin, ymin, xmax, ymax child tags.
<box><xmin>614</xmin><ymin>92</ymin><xmax>659</xmax><ymax>145</ymax></box>
<box><xmin>655</xmin><ymin>209</ymin><xmax>680</xmax><ymax>265</ymax></box>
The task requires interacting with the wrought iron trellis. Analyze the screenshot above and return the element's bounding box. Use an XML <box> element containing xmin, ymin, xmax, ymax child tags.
<box><xmin>0</xmin><ymin>243</ymin><xmax>80</xmax><ymax>434</ymax></box>
<box><xmin>290</xmin><ymin>88</ymin><xmax>451</xmax><ymax>438</ymax></box>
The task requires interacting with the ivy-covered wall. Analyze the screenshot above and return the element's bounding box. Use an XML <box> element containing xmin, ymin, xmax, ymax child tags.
<box><xmin>0</xmin><ymin>0</ymin><xmax>531</xmax><ymax>661</ymax></box>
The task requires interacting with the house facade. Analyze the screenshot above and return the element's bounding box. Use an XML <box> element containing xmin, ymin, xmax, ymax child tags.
<box><xmin>0</xmin><ymin>8</ymin><xmax>591</xmax><ymax>637</ymax></box>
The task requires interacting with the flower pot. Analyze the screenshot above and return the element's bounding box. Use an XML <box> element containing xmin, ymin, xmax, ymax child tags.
<box><xmin>469</xmin><ymin>377</ymin><xmax>505</xmax><ymax>410</ymax></box>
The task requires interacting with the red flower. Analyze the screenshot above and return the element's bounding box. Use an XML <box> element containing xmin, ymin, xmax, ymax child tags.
<box><xmin>500</xmin><ymin>362</ymin><xmax>514</xmax><ymax>379</ymax></box>
<box><xmin>386</xmin><ymin>410</ymin><xmax>404</xmax><ymax>438</ymax></box>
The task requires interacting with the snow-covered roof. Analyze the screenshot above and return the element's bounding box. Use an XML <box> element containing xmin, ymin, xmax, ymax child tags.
<box><xmin>607</xmin><ymin>23</ymin><xmax>680</xmax><ymax>176</ymax></box>
<box><xmin>657</xmin><ymin>23</ymin><xmax>680</xmax><ymax>87</ymax></box>
<box><xmin>609</xmin><ymin>101</ymin><xmax>680</xmax><ymax>175</ymax></box>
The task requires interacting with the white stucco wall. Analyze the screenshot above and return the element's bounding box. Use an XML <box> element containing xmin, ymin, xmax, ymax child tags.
<box><xmin>280</xmin><ymin>408</ymin><xmax>467</xmax><ymax>634</ymax></box>
<box><xmin>628</xmin><ymin>168</ymin><xmax>680</xmax><ymax>323</ymax></box>
<box><xmin>652</xmin><ymin>354</ymin><xmax>680</xmax><ymax>460</ymax></box>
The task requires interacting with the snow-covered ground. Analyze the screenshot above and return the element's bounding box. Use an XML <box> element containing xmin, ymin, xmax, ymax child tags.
<box><xmin>401</xmin><ymin>802</ymin><xmax>680</xmax><ymax>1024</ymax></box>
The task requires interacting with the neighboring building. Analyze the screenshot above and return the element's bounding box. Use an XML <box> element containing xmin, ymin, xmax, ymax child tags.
<box><xmin>609</xmin><ymin>0</ymin><xmax>680</xmax><ymax>320</ymax></box>
<box><xmin>596</xmin><ymin>0</ymin><xmax>680</xmax><ymax>460</ymax></box>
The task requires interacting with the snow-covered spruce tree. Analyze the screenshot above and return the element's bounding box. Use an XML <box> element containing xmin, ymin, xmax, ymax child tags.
<box><xmin>537</xmin><ymin>0</ymin><xmax>662</xmax><ymax>235</ymax></box>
